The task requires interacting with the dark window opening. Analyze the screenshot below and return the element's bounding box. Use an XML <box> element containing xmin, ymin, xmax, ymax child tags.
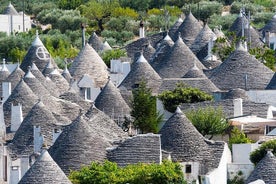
<box><xmin>185</xmin><ymin>164</ymin><xmax>192</xmax><ymax>173</ymax></box>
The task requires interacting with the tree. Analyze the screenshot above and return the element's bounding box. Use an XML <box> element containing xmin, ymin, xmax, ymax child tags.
<box><xmin>69</xmin><ymin>160</ymin><xmax>186</xmax><ymax>184</ymax></box>
<box><xmin>131</xmin><ymin>81</ymin><xmax>163</xmax><ymax>133</ymax></box>
<box><xmin>101</xmin><ymin>49</ymin><xmax>127</xmax><ymax>68</ymax></box>
<box><xmin>185</xmin><ymin>107</ymin><xmax>229</xmax><ymax>139</ymax></box>
<box><xmin>250</xmin><ymin>139</ymin><xmax>276</xmax><ymax>165</ymax></box>
<box><xmin>228</xmin><ymin>127</ymin><xmax>253</xmax><ymax>150</ymax></box>
<box><xmin>249</xmin><ymin>46</ymin><xmax>276</xmax><ymax>70</ymax></box>
<box><xmin>158</xmin><ymin>83</ymin><xmax>213</xmax><ymax>113</ymax></box>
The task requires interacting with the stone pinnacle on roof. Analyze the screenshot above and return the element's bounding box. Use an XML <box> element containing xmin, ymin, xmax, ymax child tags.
<box><xmin>18</xmin><ymin>150</ymin><xmax>72</xmax><ymax>184</ymax></box>
<box><xmin>229</xmin><ymin>13</ymin><xmax>249</xmax><ymax>35</ymax></box>
<box><xmin>246</xmin><ymin>150</ymin><xmax>276</xmax><ymax>184</ymax></box>
<box><xmin>49</xmin><ymin>68</ymin><xmax>70</xmax><ymax>94</ymax></box>
<box><xmin>95</xmin><ymin>79</ymin><xmax>130</xmax><ymax>121</ymax></box>
<box><xmin>183</xmin><ymin>63</ymin><xmax>206</xmax><ymax>78</ymax></box>
<box><xmin>61</xmin><ymin>59</ymin><xmax>72</xmax><ymax>83</ymax></box>
<box><xmin>154</xmin><ymin>33</ymin><xmax>205</xmax><ymax>78</ymax></box>
<box><xmin>88</xmin><ymin>32</ymin><xmax>104</xmax><ymax>53</ymax></box>
<box><xmin>119</xmin><ymin>52</ymin><xmax>162</xmax><ymax>94</ymax></box>
<box><xmin>42</xmin><ymin>60</ymin><xmax>54</xmax><ymax>76</ymax></box>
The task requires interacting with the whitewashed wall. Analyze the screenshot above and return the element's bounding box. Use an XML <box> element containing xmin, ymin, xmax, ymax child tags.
<box><xmin>0</xmin><ymin>14</ymin><xmax>31</xmax><ymax>36</ymax></box>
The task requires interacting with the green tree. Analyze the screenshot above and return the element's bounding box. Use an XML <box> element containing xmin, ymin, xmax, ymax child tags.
<box><xmin>228</xmin><ymin>127</ymin><xmax>253</xmax><ymax>150</ymax></box>
<box><xmin>69</xmin><ymin>160</ymin><xmax>186</xmax><ymax>184</ymax></box>
<box><xmin>58</xmin><ymin>0</ymin><xmax>86</xmax><ymax>10</ymax></box>
<box><xmin>250</xmin><ymin>139</ymin><xmax>276</xmax><ymax>165</ymax></box>
<box><xmin>101</xmin><ymin>49</ymin><xmax>127</xmax><ymax>68</ymax></box>
<box><xmin>185</xmin><ymin>107</ymin><xmax>229</xmax><ymax>139</ymax></box>
<box><xmin>158</xmin><ymin>83</ymin><xmax>213</xmax><ymax>113</ymax></box>
<box><xmin>249</xmin><ymin>46</ymin><xmax>276</xmax><ymax>70</ymax></box>
<box><xmin>131</xmin><ymin>81</ymin><xmax>163</xmax><ymax>133</ymax></box>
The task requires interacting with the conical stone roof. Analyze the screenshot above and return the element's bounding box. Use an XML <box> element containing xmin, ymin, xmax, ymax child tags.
<box><xmin>5</xmin><ymin>64</ymin><xmax>25</xmax><ymax>91</ymax></box>
<box><xmin>223</xmin><ymin>88</ymin><xmax>249</xmax><ymax>100</ymax></box>
<box><xmin>158</xmin><ymin>108</ymin><xmax>214</xmax><ymax>174</ymax></box>
<box><xmin>95</xmin><ymin>79</ymin><xmax>130</xmax><ymax>121</ymax></box>
<box><xmin>61</xmin><ymin>64</ymin><xmax>72</xmax><ymax>83</ymax></box>
<box><xmin>150</xmin><ymin>33</ymin><xmax>174</xmax><ymax>70</ymax></box>
<box><xmin>134</xmin><ymin>42</ymin><xmax>156</xmax><ymax>62</ymax></box>
<box><xmin>31</xmin><ymin>63</ymin><xmax>60</xmax><ymax>97</ymax></box>
<box><xmin>261</xmin><ymin>13</ymin><xmax>276</xmax><ymax>36</ymax></box>
<box><xmin>229</xmin><ymin>13</ymin><xmax>249</xmax><ymax>34</ymax></box>
<box><xmin>3</xmin><ymin>79</ymin><xmax>39</xmax><ymax>127</ymax></box>
<box><xmin>49</xmin><ymin>69</ymin><xmax>69</xmax><ymax>94</ymax></box>
<box><xmin>177</xmin><ymin>12</ymin><xmax>202</xmax><ymax>47</ymax></box>
<box><xmin>209</xmin><ymin>45</ymin><xmax>274</xmax><ymax>90</ymax></box>
<box><xmin>10</xmin><ymin>101</ymin><xmax>63</xmax><ymax>156</ymax></box>
<box><xmin>88</xmin><ymin>32</ymin><xmax>104</xmax><ymax>53</ymax></box>
<box><xmin>190</xmin><ymin>24</ymin><xmax>216</xmax><ymax>55</ymax></box>
<box><xmin>18</xmin><ymin>151</ymin><xmax>72</xmax><ymax>184</ymax></box>
<box><xmin>119</xmin><ymin>53</ymin><xmax>162</xmax><ymax>94</ymax></box>
<box><xmin>237</xmin><ymin>26</ymin><xmax>264</xmax><ymax>49</ymax></box>
<box><xmin>3</xmin><ymin>2</ymin><xmax>19</xmax><ymax>15</ymax></box>
<box><xmin>69</xmin><ymin>43</ymin><xmax>108</xmax><ymax>87</ymax></box>
<box><xmin>42</xmin><ymin>60</ymin><xmax>54</xmax><ymax>76</ymax></box>
<box><xmin>246</xmin><ymin>151</ymin><xmax>276</xmax><ymax>184</ymax></box>
<box><xmin>154</xmin><ymin>35</ymin><xmax>205</xmax><ymax>78</ymax></box>
<box><xmin>20</xmin><ymin>32</ymin><xmax>57</xmax><ymax>73</ymax></box>
<box><xmin>183</xmin><ymin>64</ymin><xmax>207</xmax><ymax>78</ymax></box>
<box><xmin>49</xmin><ymin>114</ymin><xmax>115</xmax><ymax>175</ymax></box>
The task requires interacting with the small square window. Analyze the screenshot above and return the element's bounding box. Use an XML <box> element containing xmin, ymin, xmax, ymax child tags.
<box><xmin>185</xmin><ymin>164</ymin><xmax>192</xmax><ymax>173</ymax></box>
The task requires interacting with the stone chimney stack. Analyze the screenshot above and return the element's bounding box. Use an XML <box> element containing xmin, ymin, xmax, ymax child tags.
<box><xmin>139</xmin><ymin>20</ymin><xmax>145</xmax><ymax>38</ymax></box>
<box><xmin>10</xmin><ymin>103</ymin><xmax>23</xmax><ymax>132</ymax></box>
<box><xmin>33</xmin><ymin>126</ymin><xmax>44</xmax><ymax>153</ymax></box>
<box><xmin>265</xmin><ymin>31</ymin><xmax>270</xmax><ymax>48</ymax></box>
<box><xmin>234</xmin><ymin>98</ymin><xmax>243</xmax><ymax>117</ymax></box>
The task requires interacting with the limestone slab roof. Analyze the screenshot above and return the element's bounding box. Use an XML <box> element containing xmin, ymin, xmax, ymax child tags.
<box><xmin>183</xmin><ymin>64</ymin><xmax>207</xmax><ymax>78</ymax></box>
<box><xmin>208</xmin><ymin>46</ymin><xmax>274</xmax><ymax>90</ymax></box>
<box><xmin>180</xmin><ymin>99</ymin><xmax>269</xmax><ymax>119</ymax></box>
<box><xmin>177</xmin><ymin>12</ymin><xmax>203</xmax><ymax>47</ymax></box>
<box><xmin>265</xmin><ymin>72</ymin><xmax>276</xmax><ymax>89</ymax></box>
<box><xmin>158</xmin><ymin>108</ymin><xmax>223</xmax><ymax>174</ymax></box>
<box><xmin>119</xmin><ymin>53</ymin><xmax>162</xmax><ymax>94</ymax></box>
<box><xmin>169</xmin><ymin>17</ymin><xmax>183</xmax><ymax>40</ymax></box>
<box><xmin>69</xmin><ymin>43</ymin><xmax>108</xmax><ymax>88</ymax></box>
<box><xmin>95</xmin><ymin>79</ymin><xmax>130</xmax><ymax>121</ymax></box>
<box><xmin>88</xmin><ymin>32</ymin><xmax>104</xmax><ymax>53</ymax></box>
<box><xmin>61</xmin><ymin>65</ymin><xmax>72</xmax><ymax>83</ymax></box>
<box><xmin>31</xmin><ymin>63</ymin><xmax>60</xmax><ymax>97</ymax></box>
<box><xmin>42</xmin><ymin>60</ymin><xmax>54</xmax><ymax>76</ymax></box>
<box><xmin>133</xmin><ymin>42</ymin><xmax>156</xmax><ymax>62</ymax></box>
<box><xmin>3</xmin><ymin>79</ymin><xmax>39</xmax><ymax>127</ymax></box>
<box><xmin>190</xmin><ymin>24</ymin><xmax>216</xmax><ymax>55</ymax></box>
<box><xmin>237</xmin><ymin>27</ymin><xmax>264</xmax><ymax>49</ymax></box>
<box><xmin>20</xmin><ymin>33</ymin><xmax>57</xmax><ymax>73</ymax></box>
<box><xmin>48</xmin><ymin>69</ymin><xmax>70</xmax><ymax>94</ymax></box>
<box><xmin>3</xmin><ymin>2</ymin><xmax>19</xmax><ymax>15</ymax></box>
<box><xmin>261</xmin><ymin>14</ymin><xmax>276</xmax><ymax>36</ymax></box>
<box><xmin>5</xmin><ymin>64</ymin><xmax>25</xmax><ymax>91</ymax></box>
<box><xmin>246</xmin><ymin>151</ymin><xmax>276</xmax><ymax>184</ymax></box>
<box><xmin>153</xmin><ymin>35</ymin><xmax>206</xmax><ymax>78</ymax></box>
<box><xmin>158</xmin><ymin>78</ymin><xmax>219</xmax><ymax>94</ymax></box>
<box><xmin>107</xmin><ymin>134</ymin><xmax>161</xmax><ymax>167</ymax></box>
<box><xmin>49</xmin><ymin>108</ymin><xmax>126</xmax><ymax>175</ymax></box>
<box><xmin>9</xmin><ymin>101</ymin><xmax>67</xmax><ymax>156</ymax></box>
<box><xmin>229</xmin><ymin>14</ymin><xmax>249</xmax><ymax>34</ymax></box>
<box><xmin>18</xmin><ymin>151</ymin><xmax>72</xmax><ymax>184</ymax></box>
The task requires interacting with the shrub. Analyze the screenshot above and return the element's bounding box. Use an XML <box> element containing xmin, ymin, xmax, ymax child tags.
<box><xmin>250</xmin><ymin>139</ymin><xmax>276</xmax><ymax>165</ymax></box>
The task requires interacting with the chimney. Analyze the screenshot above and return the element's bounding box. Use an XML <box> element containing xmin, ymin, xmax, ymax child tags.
<box><xmin>139</xmin><ymin>20</ymin><xmax>145</xmax><ymax>38</ymax></box>
<box><xmin>52</xmin><ymin>128</ymin><xmax>62</xmax><ymax>144</ymax></box>
<box><xmin>0</xmin><ymin>98</ymin><xmax>6</xmax><ymax>139</ymax></box>
<box><xmin>2</xmin><ymin>82</ymin><xmax>11</xmax><ymax>103</ymax></box>
<box><xmin>9</xmin><ymin>165</ymin><xmax>20</xmax><ymax>184</ymax></box>
<box><xmin>265</xmin><ymin>31</ymin><xmax>270</xmax><ymax>47</ymax></box>
<box><xmin>33</xmin><ymin>126</ymin><xmax>44</xmax><ymax>153</ymax></box>
<box><xmin>233</xmin><ymin>98</ymin><xmax>243</xmax><ymax>117</ymax></box>
<box><xmin>10</xmin><ymin>103</ymin><xmax>23</xmax><ymax>132</ymax></box>
<box><xmin>81</xmin><ymin>23</ymin><xmax>86</xmax><ymax>48</ymax></box>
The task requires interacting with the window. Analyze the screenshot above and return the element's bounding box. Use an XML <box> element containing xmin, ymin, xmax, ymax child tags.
<box><xmin>270</xmin><ymin>43</ymin><xmax>274</xmax><ymax>50</ymax></box>
<box><xmin>185</xmin><ymin>164</ymin><xmax>192</xmax><ymax>173</ymax></box>
<box><xmin>86</xmin><ymin>88</ymin><xmax>91</xmax><ymax>100</ymax></box>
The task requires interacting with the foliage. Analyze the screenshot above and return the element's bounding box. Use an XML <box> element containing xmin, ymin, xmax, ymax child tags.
<box><xmin>69</xmin><ymin>160</ymin><xmax>186</xmax><ymax>184</ymax></box>
<box><xmin>119</xmin><ymin>0</ymin><xmax>152</xmax><ymax>12</ymax></box>
<box><xmin>230</xmin><ymin>2</ymin><xmax>265</xmax><ymax>15</ymax></box>
<box><xmin>209</xmin><ymin>14</ymin><xmax>237</xmax><ymax>30</ymax></box>
<box><xmin>212</xmin><ymin>37</ymin><xmax>234</xmax><ymax>61</ymax></box>
<box><xmin>250</xmin><ymin>139</ymin><xmax>276</xmax><ymax>165</ymax></box>
<box><xmin>58</xmin><ymin>0</ymin><xmax>88</xmax><ymax>10</ymax></box>
<box><xmin>227</xmin><ymin>171</ymin><xmax>244</xmax><ymax>184</ymax></box>
<box><xmin>158</xmin><ymin>83</ymin><xmax>213</xmax><ymax>113</ymax></box>
<box><xmin>183</xmin><ymin>1</ymin><xmax>223</xmax><ymax>22</ymax></box>
<box><xmin>78</xmin><ymin>0</ymin><xmax>120</xmax><ymax>32</ymax></box>
<box><xmin>228</xmin><ymin>127</ymin><xmax>253</xmax><ymax>150</ymax></box>
<box><xmin>251</xmin><ymin>12</ymin><xmax>274</xmax><ymax>29</ymax></box>
<box><xmin>253</xmin><ymin>0</ymin><xmax>276</xmax><ymax>9</ymax></box>
<box><xmin>101</xmin><ymin>49</ymin><xmax>127</xmax><ymax>67</ymax></box>
<box><xmin>112</xmin><ymin>7</ymin><xmax>139</xmax><ymax>19</ymax></box>
<box><xmin>185</xmin><ymin>107</ymin><xmax>229</xmax><ymax>139</ymax></box>
<box><xmin>249</xmin><ymin>46</ymin><xmax>276</xmax><ymax>70</ymax></box>
<box><xmin>131</xmin><ymin>81</ymin><xmax>163</xmax><ymax>133</ymax></box>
